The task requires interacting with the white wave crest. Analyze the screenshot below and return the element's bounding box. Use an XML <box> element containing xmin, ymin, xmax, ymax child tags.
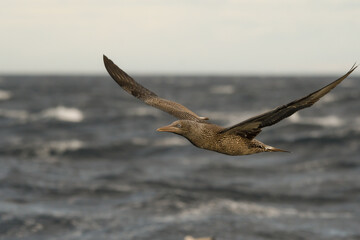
<box><xmin>221</xmin><ymin>200</ymin><xmax>352</xmax><ymax>219</ymax></box>
<box><xmin>0</xmin><ymin>106</ymin><xmax>84</xmax><ymax>123</ymax></box>
<box><xmin>156</xmin><ymin>199</ymin><xmax>352</xmax><ymax>223</ymax></box>
<box><xmin>0</xmin><ymin>90</ymin><xmax>12</xmax><ymax>100</ymax></box>
<box><xmin>209</xmin><ymin>85</ymin><xmax>235</xmax><ymax>95</ymax></box>
<box><xmin>40</xmin><ymin>106</ymin><xmax>84</xmax><ymax>122</ymax></box>
<box><xmin>289</xmin><ymin>113</ymin><xmax>343</xmax><ymax>127</ymax></box>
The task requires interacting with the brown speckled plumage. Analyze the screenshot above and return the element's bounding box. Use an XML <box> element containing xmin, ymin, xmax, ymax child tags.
<box><xmin>103</xmin><ymin>55</ymin><xmax>357</xmax><ymax>156</ymax></box>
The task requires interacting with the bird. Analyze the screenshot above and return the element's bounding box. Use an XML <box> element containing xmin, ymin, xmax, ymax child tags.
<box><xmin>103</xmin><ymin>55</ymin><xmax>357</xmax><ymax>156</ymax></box>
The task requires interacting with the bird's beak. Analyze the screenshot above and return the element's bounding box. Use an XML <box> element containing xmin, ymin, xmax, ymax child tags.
<box><xmin>156</xmin><ymin>125</ymin><xmax>178</xmax><ymax>133</ymax></box>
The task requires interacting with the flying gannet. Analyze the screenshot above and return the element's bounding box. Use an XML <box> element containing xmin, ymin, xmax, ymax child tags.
<box><xmin>103</xmin><ymin>55</ymin><xmax>357</xmax><ymax>155</ymax></box>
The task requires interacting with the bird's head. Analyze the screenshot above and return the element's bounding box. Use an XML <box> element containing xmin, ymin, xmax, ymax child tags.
<box><xmin>157</xmin><ymin>120</ymin><xmax>219</xmax><ymax>149</ymax></box>
<box><xmin>156</xmin><ymin>120</ymin><xmax>198</xmax><ymax>137</ymax></box>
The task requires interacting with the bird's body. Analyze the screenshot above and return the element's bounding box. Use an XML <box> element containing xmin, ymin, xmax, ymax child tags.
<box><xmin>157</xmin><ymin>120</ymin><xmax>284</xmax><ymax>155</ymax></box>
<box><xmin>103</xmin><ymin>55</ymin><xmax>357</xmax><ymax>156</ymax></box>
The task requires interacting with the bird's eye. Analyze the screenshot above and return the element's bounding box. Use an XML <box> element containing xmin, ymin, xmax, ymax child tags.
<box><xmin>176</xmin><ymin>123</ymin><xmax>182</xmax><ymax>128</ymax></box>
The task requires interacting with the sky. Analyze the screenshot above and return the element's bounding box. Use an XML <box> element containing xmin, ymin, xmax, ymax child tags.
<box><xmin>1</xmin><ymin>0</ymin><xmax>360</xmax><ymax>75</ymax></box>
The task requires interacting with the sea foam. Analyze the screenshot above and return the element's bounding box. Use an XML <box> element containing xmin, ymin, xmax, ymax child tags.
<box><xmin>40</xmin><ymin>106</ymin><xmax>84</xmax><ymax>122</ymax></box>
<box><xmin>289</xmin><ymin>113</ymin><xmax>343</xmax><ymax>127</ymax></box>
<box><xmin>0</xmin><ymin>106</ymin><xmax>84</xmax><ymax>123</ymax></box>
<box><xmin>157</xmin><ymin>199</ymin><xmax>352</xmax><ymax>223</ymax></box>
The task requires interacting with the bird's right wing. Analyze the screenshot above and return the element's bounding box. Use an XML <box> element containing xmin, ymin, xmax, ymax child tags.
<box><xmin>103</xmin><ymin>55</ymin><xmax>208</xmax><ymax>122</ymax></box>
<box><xmin>221</xmin><ymin>64</ymin><xmax>358</xmax><ymax>139</ymax></box>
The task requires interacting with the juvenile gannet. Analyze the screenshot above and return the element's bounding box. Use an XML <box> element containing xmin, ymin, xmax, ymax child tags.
<box><xmin>103</xmin><ymin>55</ymin><xmax>357</xmax><ymax>155</ymax></box>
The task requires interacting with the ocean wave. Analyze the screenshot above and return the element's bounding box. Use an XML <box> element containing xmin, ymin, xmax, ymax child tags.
<box><xmin>127</xmin><ymin>107</ymin><xmax>161</xmax><ymax>117</ymax></box>
<box><xmin>36</xmin><ymin>140</ymin><xmax>85</xmax><ymax>157</ymax></box>
<box><xmin>156</xmin><ymin>199</ymin><xmax>352</xmax><ymax>223</ymax></box>
<box><xmin>130</xmin><ymin>137</ymin><xmax>150</xmax><ymax>146</ymax></box>
<box><xmin>317</xmin><ymin>93</ymin><xmax>336</xmax><ymax>105</ymax></box>
<box><xmin>39</xmin><ymin>106</ymin><xmax>84</xmax><ymax>122</ymax></box>
<box><xmin>0</xmin><ymin>90</ymin><xmax>12</xmax><ymax>100</ymax></box>
<box><xmin>0</xmin><ymin>214</ymin><xmax>76</xmax><ymax>237</ymax></box>
<box><xmin>2</xmin><ymin>139</ymin><xmax>85</xmax><ymax>158</ymax></box>
<box><xmin>218</xmin><ymin>200</ymin><xmax>352</xmax><ymax>219</ymax></box>
<box><xmin>131</xmin><ymin>137</ymin><xmax>188</xmax><ymax>147</ymax></box>
<box><xmin>288</xmin><ymin>113</ymin><xmax>343</xmax><ymax>127</ymax></box>
<box><xmin>0</xmin><ymin>106</ymin><xmax>84</xmax><ymax>123</ymax></box>
<box><xmin>356</xmin><ymin>117</ymin><xmax>360</xmax><ymax>131</ymax></box>
<box><xmin>340</xmin><ymin>78</ymin><xmax>356</xmax><ymax>88</ymax></box>
<box><xmin>153</xmin><ymin>137</ymin><xmax>188</xmax><ymax>147</ymax></box>
<box><xmin>225</xmin><ymin>200</ymin><xmax>351</xmax><ymax>219</ymax></box>
<box><xmin>0</xmin><ymin>109</ymin><xmax>29</xmax><ymax>121</ymax></box>
<box><xmin>209</xmin><ymin>85</ymin><xmax>235</xmax><ymax>95</ymax></box>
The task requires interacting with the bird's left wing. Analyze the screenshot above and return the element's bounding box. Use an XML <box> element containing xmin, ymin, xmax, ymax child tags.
<box><xmin>220</xmin><ymin>64</ymin><xmax>358</xmax><ymax>139</ymax></box>
<box><xmin>103</xmin><ymin>55</ymin><xmax>208</xmax><ymax>122</ymax></box>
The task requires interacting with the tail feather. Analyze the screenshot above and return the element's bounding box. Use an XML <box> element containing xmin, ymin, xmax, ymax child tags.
<box><xmin>266</xmin><ymin>146</ymin><xmax>290</xmax><ymax>153</ymax></box>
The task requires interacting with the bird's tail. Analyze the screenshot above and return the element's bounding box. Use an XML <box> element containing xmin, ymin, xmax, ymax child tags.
<box><xmin>265</xmin><ymin>146</ymin><xmax>290</xmax><ymax>153</ymax></box>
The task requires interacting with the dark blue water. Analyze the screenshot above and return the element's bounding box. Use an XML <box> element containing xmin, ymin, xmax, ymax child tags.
<box><xmin>0</xmin><ymin>74</ymin><xmax>359</xmax><ymax>240</ymax></box>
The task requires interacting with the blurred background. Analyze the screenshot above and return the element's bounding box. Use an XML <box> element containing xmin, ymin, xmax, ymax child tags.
<box><xmin>0</xmin><ymin>1</ymin><xmax>360</xmax><ymax>240</ymax></box>
<box><xmin>1</xmin><ymin>0</ymin><xmax>360</xmax><ymax>75</ymax></box>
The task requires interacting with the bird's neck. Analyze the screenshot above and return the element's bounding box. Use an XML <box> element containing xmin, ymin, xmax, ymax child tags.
<box><xmin>184</xmin><ymin>123</ymin><xmax>223</xmax><ymax>149</ymax></box>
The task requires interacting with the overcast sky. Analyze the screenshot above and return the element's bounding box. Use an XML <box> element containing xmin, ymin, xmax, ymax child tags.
<box><xmin>1</xmin><ymin>0</ymin><xmax>359</xmax><ymax>75</ymax></box>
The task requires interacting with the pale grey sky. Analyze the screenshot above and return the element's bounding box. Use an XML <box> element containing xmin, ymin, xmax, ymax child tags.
<box><xmin>1</xmin><ymin>0</ymin><xmax>359</xmax><ymax>75</ymax></box>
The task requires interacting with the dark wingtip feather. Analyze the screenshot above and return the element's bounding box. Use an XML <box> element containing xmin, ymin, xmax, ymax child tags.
<box><xmin>347</xmin><ymin>63</ymin><xmax>358</xmax><ymax>75</ymax></box>
<box><xmin>103</xmin><ymin>54</ymin><xmax>111</xmax><ymax>66</ymax></box>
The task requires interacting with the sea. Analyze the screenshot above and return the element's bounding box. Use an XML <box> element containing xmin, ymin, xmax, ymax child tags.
<box><xmin>0</xmin><ymin>73</ymin><xmax>359</xmax><ymax>240</ymax></box>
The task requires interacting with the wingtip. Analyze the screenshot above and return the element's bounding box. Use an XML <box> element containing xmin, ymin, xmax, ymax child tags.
<box><xmin>337</xmin><ymin>63</ymin><xmax>358</xmax><ymax>81</ymax></box>
<box><xmin>354</xmin><ymin>63</ymin><xmax>358</xmax><ymax>70</ymax></box>
<box><xmin>349</xmin><ymin>62</ymin><xmax>358</xmax><ymax>72</ymax></box>
<box><xmin>103</xmin><ymin>55</ymin><xmax>114</xmax><ymax>69</ymax></box>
